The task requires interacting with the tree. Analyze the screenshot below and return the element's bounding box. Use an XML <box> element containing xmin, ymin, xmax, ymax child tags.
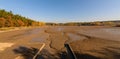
<box><xmin>0</xmin><ymin>18</ymin><xmax>6</xmax><ymax>27</ymax></box>
<box><xmin>17</xmin><ymin>20</ymin><xmax>25</xmax><ymax>26</ymax></box>
<box><xmin>0</xmin><ymin>9</ymin><xmax>40</xmax><ymax>27</ymax></box>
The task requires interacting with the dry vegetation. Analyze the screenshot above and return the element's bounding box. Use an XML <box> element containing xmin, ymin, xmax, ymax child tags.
<box><xmin>0</xmin><ymin>9</ymin><xmax>45</xmax><ymax>28</ymax></box>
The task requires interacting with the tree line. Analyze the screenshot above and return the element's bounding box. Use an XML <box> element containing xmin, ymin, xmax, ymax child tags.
<box><xmin>46</xmin><ymin>21</ymin><xmax>120</xmax><ymax>27</ymax></box>
<box><xmin>1</xmin><ymin>9</ymin><xmax>119</xmax><ymax>27</ymax></box>
<box><xmin>0</xmin><ymin>9</ymin><xmax>45</xmax><ymax>27</ymax></box>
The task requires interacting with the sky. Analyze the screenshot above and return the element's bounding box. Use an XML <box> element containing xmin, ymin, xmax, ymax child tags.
<box><xmin>0</xmin><ymin>0</ymin><xmax>120</xmax><ymax>23</ymax></box>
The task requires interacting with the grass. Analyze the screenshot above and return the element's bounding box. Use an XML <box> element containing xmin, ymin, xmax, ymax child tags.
<box><xmin>0</xmin><ymin>27</ymin><xmax>15</xmax><ymax>31</ymax></box>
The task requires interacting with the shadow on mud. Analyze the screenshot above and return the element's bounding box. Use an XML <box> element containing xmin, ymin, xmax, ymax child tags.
<box><xmin>36</xmin><ymin>49</ymin><xmax>68</xmax><ymax>59</ymax></box>
<box><xmin>88</xmin><ymin>46</ymin><xmax>120</xmax><ymax>59</ymax></box>
<box><xmin>74</xmin><ymin>52</ymin><xmax>100</xmax><ymax>59</ymax></box>
<box><xmin>13</xmin><ymin>46</ymin><xmax>99</xmax><ymax>59</ymax></box>
<box><xmin>13</xmin><ymin>46</ymin><xmax>68</xmax><ymax>59</ymax></box>
<box><xmin>74</xmin><ymin>46</ymin><xmax>120</xmax><ymax>59</ymax></box>
<box><xmin>13</xmin><ymin>46</ymin><xmax>120</xmax><ymax>59</ymax></box>
<box><xmin>13</xmin><ymin>46</ymin><xmax>39</xmax><ymax>59</ymax></box>
<box><xmin>36</xmin><ymin>49</ymin><xmax>100</xmax><ymax>59</ymax></box>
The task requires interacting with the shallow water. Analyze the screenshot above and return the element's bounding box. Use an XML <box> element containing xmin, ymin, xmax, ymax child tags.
<box><xmin>102</xmin><ymin>28</ymin><xmax>120</xmax><ymax>35</ymax></box>
<box><xmin>66</xmin><ymin>33</ymin><xmax>87</xmax><ymax>43</ymax></box>
<box><xmin>32</xmin><ymin>37</ymin><xmax>45</xmax><ymax>43</ymax></box>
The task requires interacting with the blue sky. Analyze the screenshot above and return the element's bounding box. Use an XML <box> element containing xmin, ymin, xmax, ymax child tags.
<box><xmin>0</xmin><ymin>0</ymin><xmax>120</xmax><ymax>23</ymax></box>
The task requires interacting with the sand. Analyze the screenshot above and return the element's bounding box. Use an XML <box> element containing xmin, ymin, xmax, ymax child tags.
<box><xmin>0</xmin><ymin>43</ymin><xmax>14</xmax><ymax>52</ymax></box>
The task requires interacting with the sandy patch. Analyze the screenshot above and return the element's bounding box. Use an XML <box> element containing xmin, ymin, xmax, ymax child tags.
<box><xmin>0</xmin><ymin>43</ymin><xmax>14</xmax><ymax>52</ymax></box>
<box><xmin>15</xmin><ymin>56</ymin><xmax>24</xmax><ymax>59</ymax></box>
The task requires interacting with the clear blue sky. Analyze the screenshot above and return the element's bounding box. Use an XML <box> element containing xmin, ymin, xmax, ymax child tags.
<box><xmin>0</xmin><ymin>0</ymin><xmax>120</xmax><ymax>23</ymax></box>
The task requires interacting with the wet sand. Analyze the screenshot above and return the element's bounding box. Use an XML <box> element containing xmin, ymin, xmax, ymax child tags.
<box><xmin>0</xmin><ymin>26</ymin><xmax>120</xmax><ymax>59</ymax></box>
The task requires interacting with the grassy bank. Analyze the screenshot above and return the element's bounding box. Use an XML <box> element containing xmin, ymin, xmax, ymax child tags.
<box><xmin>0</xmin><ymin>27</ymin><xmax>33</xmax><ymax>33</ymax></box>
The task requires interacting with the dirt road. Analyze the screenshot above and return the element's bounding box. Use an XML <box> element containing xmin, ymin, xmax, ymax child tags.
<box><xmin>0</xmin><ymin>26</ymin><xmax>120</xmax><ymax>59</ymax></box>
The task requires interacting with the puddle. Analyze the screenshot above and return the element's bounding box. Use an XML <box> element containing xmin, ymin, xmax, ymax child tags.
<box><xmin>32</xmin><ymin>37</ymin><xmax>45</xmax><ymax>43</ymax></box>
<box><xmin>57</xmin><ymin>27</ymin><xmax>63</xmax><ymax>31</ymax></box>
<box><xmin>67</xmin><ymin>33</ymin><xmax>87</xmax><ymax>43</ymax></box>
<box><xmin>102</xmin><ymin>28</ymin><xmax>120</xmax><ymax>35</ymax></box>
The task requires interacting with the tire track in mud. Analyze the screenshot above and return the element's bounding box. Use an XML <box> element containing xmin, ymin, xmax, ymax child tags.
<box><xmin>42</xmin><ymin>27</ymin><xmax>120</xmax><ymax>59</ymax></box>
<box><xmin>48</xmin><ymin>32</ymin><xmax>68</xmax><ymax>51</ymax></box>
<box><xmin>40</xmin><ymin>29</ymin><xmax>71</xmax><ymax>59</ymax></box>
<box><xmin>43</xmin><ymin>29</ymin><xmax>97</xmax><ymax>59</ymax></box>
<box><xmin>65</xmin><ymin>31</ymin><xmax>120</xmax><ymax>59</ymax></box>
<box><xmin>44</xmin><ymin>29</ymin><xmax>95</xmax><ymax>51</ymax></box>
<box><xmin>63</xmin><ymin>31</ymin><xmax>89</xmax><ymax>44</ymax></box>
<box><xmin>65</xmin><ymin>31</ymin><xmax>106</xmax><ymax>42</ymax></box>
<box><xmin>39</xmin><ymin>30</ymin><xmax>64</xmax><ymax>59</ymax></box>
